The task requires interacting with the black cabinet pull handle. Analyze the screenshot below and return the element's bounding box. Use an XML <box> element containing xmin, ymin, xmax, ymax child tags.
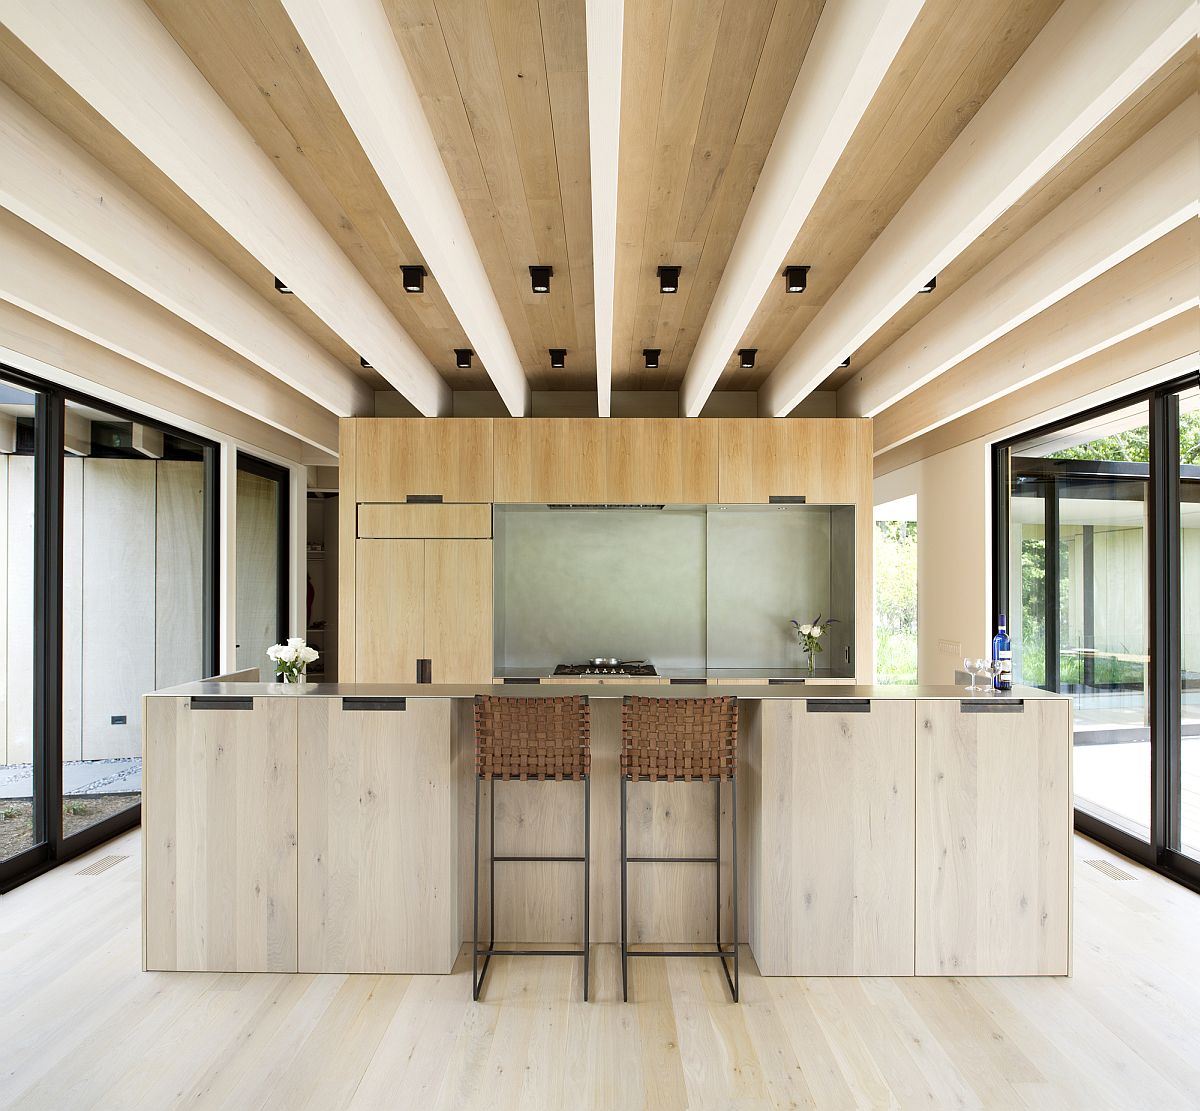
<box><xmin>343</xmin><ymin>697</ymin><xmax>407</xmax><ymax>712</ymax></box>
<box><xmin>768</xmin><ymin>494</ymin><xmax>806</xmax><ymax>504</ymax></box>
<box><xmin>417</xmin><ymin>659</ymin><xmax>432</xmax><ymax>684</ymax></box>
<box><xmin>190</xmin><ymin>696</ymin><xmax>253</xmax><ymax>711</ymax></box>
<box><xmin>406</xmin><ymin>494</ymin><xmax>443</xmax><ymax>503</ymax></box>
<box><xmin>960</xmin><ymin>699</ymin><xmax>1024</xmax><ymax>713</ymax></box>
<box><xmin>806</xmin><ymin>699</ymin><xmax>870</xmax><ymax>713</ymax></box>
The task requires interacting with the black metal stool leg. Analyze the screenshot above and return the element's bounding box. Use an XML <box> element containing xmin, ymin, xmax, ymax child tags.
<box><xmin>620</xmin><ymin>773</ymin><xmax>629</xmax><ymax>1003</ymax></box>
<box><xmin>489</xmin><ymin>780</ymin><xmax>496</xmax><ymax>956</ymax></box>
<box><xmin>472</xmin><ymin>775</ymin><xmax>482</xmax><ymax>1001</ymax></box>
<box><xmin>732</xmin><ymin>773</ymin><xmax>739</xmax><ymax>1002</ymax></box>
<box><xmin>714</xmin><ymin>777</ymin><xmax>721</xmax><ymax>959</ymax></box>
<box><xmin>583</xmin><ymin>775</ymin><xmax>591</xmax><ymax>1002</ymax></box>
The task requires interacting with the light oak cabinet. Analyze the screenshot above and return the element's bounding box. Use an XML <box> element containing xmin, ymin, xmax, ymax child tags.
<box><xmin>357</xmin><ymin>502</ymin><xmax>491</xmax><ymax>539</ymax></box>
<box><xmin>355</xmin><ymin>538</ymin><xmax>491</xmax><ymax>684</ymax></box>
<box><xmin>750</xmin><ymin>699</ymin><xmax>916</xmax><ymax>975</ymax></box>
<box><xmin>716</xmin><ymin>418</ymin><xmax>871</xmax><ymax>503</ymax></box>
<box><xmin>492</xmin><ymin>418</ymin><xmax>718</xmax><ymax>503</ymax></box>
<box><xmin>298</xmin><ymin>697</ymin><xmax>459</xmax><ymax>973</ymax></box>
<box><xmin>915</xmin><ymin>699</ymin><xmax>1071</xmax><ymax>975</ymax></box>
<box><xmin>143</xmin><ymin>696</ymin><xmax>298</xmax><ymax>972</ymax></box>
<box><xmin>353</xmin><ymin>418</ymin><xmax>493</xmax><ymax>503</ymax></box>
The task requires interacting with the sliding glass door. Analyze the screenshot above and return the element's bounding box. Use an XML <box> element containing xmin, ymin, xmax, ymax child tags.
<box><xmin>0</xmin><ymin>366</ymin><xmax>218</xmax><ymax>890</ymax></box>
<box><xmin>994</xmin><ymin>372</ymin><xmax>1200</xmax><ymax>890</ymax></box>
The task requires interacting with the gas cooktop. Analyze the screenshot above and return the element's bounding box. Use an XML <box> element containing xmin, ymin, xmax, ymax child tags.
<box><xmin>553</xmin><ymin>661</ymin><xmax>658</xmax><ymax>677</ymax></box>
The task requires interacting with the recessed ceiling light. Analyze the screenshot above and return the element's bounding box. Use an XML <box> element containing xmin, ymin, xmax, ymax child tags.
<box><xmin>657</xmin><ymin>265</ymin><xmax>681</xmax><ymax>294</ymax></box>
<box><xmin>401</xmin><ymin>265</ymin><xmax>426</xmax><ymax>293</ymax></box>
<box><xmin>359</xmin><ymin>356</ymin><xmax>372</xmax><ymax>369</ymax></box>
<box><xmin>454</xmin><ymin>348</ymin><xmax>473</xmax><ymax>369</ymax></box>
<box><xmin>273</xmin><ymin>276</ymin><xmax>293</xmax><ymax>294</ymax></box>
<box><xmin>643</xmin><ymin>348</ymin><xmax>661</xmax><ymax>370</ymax></box>
<box><xmin>839</xmin><ymin>356</ymin><xmax>851</xmax><ymax>368</ymax></box>
<box><xmin>783</xmin><ymin>265</ymin><xmax>809</xmax><ymax>294</ymax></box>
<box><xmin>919</xmin><ymin>276</ymin><xmax>937</xmax><ymax>293</ymax></box>
<box><xmin>738</xmin><ymin>348</ymin><xmax>757</xmax><ymax>369</ymax></box>
<box><xmin>529</xmin><ymin>265</ymin><xmax>553</xmax><ymax>293</ymax></box>
<box><xmin>549</xmin><ymin>348</ymin><xmax>566</xmax><ymax>369</ymax></box>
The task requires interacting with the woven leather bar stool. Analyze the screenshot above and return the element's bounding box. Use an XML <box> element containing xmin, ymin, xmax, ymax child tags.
<box><xmin>472</xmin><ymin>694</ymin><xmax>591</xmax><ymax>1002</ymax></box>
<box><xmin>619</xmin><ymin>694</ymin><xmax>739</xmax><ymax>1002</ymax></box>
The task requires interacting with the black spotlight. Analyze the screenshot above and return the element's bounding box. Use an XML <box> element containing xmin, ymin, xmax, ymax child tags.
<box><xmin>919</xmin><ymin>275</ymin><xmax>937</xmax><ymax>293</ymax></box>
<box><xmin>643</xmin><ymin>348</ymin><xmax>661</xmax><ymax>370</ymax></box>
<box><xmin>273</xmin><ymin>276</ymin><xmax>293</xmax><ymax>294</ymax></box>
<box><xmin>738</xmin><ymin>348</ymin><xmax>757</xmax><ymax>369</ymax></box>
<box><xmin>401</xmin><ymin>265</ymin><xmax>426</xmax><ymax>293</ymax></box>
<box><xmin>454</xmin><ymin>349</ymin><xmax>473</xmax><ymax>369</ymax></box>
<box><xmin>839</xmin><ymin>356</ymin><xmax>851</xmax><ymax>368</ymax></box>
<box><xmin>549</xmin><ymin>348</ymin><xmax>566</xmax><ymax>369</ymax></box>
<box><xmin>657</xmin><ymin>265</ymin><xmax>681</xmax><ymax>294</ymax></box>
<box><xmin>359</xmin><ymin>356</ymin><xmax>372</xmax><ymax>369</ymax></box>
<box><xmin>783</xmin><ymin>265</ymin><xmax>809</xmax><ymax>294</ymax></box>
<box><xmin>530</xmin><ymin>265</ymin><xmax>554</xmax><ymax>293</ymax></box>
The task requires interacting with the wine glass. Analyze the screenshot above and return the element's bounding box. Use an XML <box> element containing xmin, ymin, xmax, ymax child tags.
<box><xmin>976</xmin><ymin>659</ymin><xmax>997</xmax><ymax>692</ymax></box>
<box><xmin>963</xmin><ymin>657</ymin><xmax>979</xmax><ymax>691</ymax></box>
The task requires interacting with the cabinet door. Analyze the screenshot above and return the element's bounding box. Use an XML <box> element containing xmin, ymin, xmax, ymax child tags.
<box><xmin>143</xmin><ymin>696</ymin><xmax>298</xmax><ymax>972</ymax></box>
<box><xmin>753</xmin><ymin>699</ymin><xmax>915</xmax><ymax>975</ymax></box>
<box><xmin>425</xmin><ymin>539</ymin><xmax>492</xmax><ymax>683</ymax></box>
<box><xmin>355</xmin><ymin>418</ymin><xmax>492</xmax><ymax>502</ymax></box>
<box><xmin>298</xmin><ymin>697</ymin><xmax>458</xmax><ymax>973</ymax></box>
<box><xmin>916</xmin><ymin>699</ymin><xmax>1071</xmax><ymax>975</ymax></box>
<box><xmin>355</xmin><ymin>539</ymin><xmax>424</xmax><ymax>683</ymax></box>
<box><xmin>717</xmin><ymin>419</ymin><xmax>871</xmax><ymax>503</ymax></box>
<box><xmin>493</xmin><ymin>418</ymin><xmax>606</xmax><ymax>502</ymax></box>
<box><xmin>606</xmin><ymin>419</ymin><xmax>718</xmax><ymax>503</ymax></box>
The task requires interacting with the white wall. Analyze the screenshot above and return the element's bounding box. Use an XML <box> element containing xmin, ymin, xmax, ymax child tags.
<box><xmin>874</xmin><ymin>437</ymin><xmax>992</xmax><ymax>685</ymax></box>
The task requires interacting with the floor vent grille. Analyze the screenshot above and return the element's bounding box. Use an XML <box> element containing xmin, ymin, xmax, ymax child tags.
<box><xmin>1084</xmin><ymin>858</ymin><xmax>1137</xmax><ymax>881</ymax></box>
<box><xmin>76</xmin><ymin>854</ymin><xmax>128</xmax><ymax>876</ymax></box>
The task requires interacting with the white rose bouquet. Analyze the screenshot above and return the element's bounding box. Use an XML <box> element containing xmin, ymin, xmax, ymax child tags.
<box><xmin>790</xmin><ymin>615</ymin><xmax>838</xmax><ymax>675</ymax></box>
<box><xmin>267</xmin><ymin>637</ymin><xmax>319</xmax><ymax>684</ymax></box>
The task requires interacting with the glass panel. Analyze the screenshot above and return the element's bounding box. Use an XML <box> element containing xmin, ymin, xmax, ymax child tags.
<box><xmin>236</xmin><ymin>461</ymin><xmax>284</xmax><ymax>673</ymax></box>
<box><xmin>0</xmin><ymin>380</ymin><xmax>38</xmax><ymax>863</ymax></box>
<box><xmin>62</xmin><ymin>401</ymin><xmax>208</xmax><ymax>838</ymax></box>
<box><xmin>1179</xmin><ymin>385</ymin><xmax>1200</xmax><ymax>861</ymax></box>
<box><xmin>1009</xmin><ymin>400</ymin><xmax>1151</xmax><ymax>843</ymax></box>
<box><xmin>874</xmin><ymin>498</ymin><xmax>917</xmax><ymax>685</ymax></box>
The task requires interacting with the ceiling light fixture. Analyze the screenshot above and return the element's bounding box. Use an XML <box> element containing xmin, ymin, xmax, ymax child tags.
<box><xmin>919</xmin><ymin>275</ymin><xmax>936</xmax><ymax>293</ymax></box>
<box><xmin>549</xmin><ymin>348</ymin><xmax>566</xmax><ymax>370</ymax></box>
<box><xmin>657</xmin><ymin>265</ymin><xmax>681</xmax><ymax>294</ymax></box>
<box><xmin>401</xmin><ymin>265</ymin><xmax>426</xmax><ymax>293</ymax></box>
<box><xmin>643</xmin><ymin>348</ymin><xmax>661</xmax><ymax>370</ymax></box>
<box><xmin>783</xmin><ymin>265</ymin><xmax>810</xmax><ymax>294</ymax></box>
<box><xmin>839</xmin><ymin>356</ymin><xmax>851</xmax><ymax>368</ymax></box>
<box><xmin>529</xmin><ymin>265</ymin><xmax>553</xmax><ymax>293</ymax></box>
<box><xmin>738</xmin><ymin>348</ymin><xmax>757</xmax><ymax>369</ymax></box>
<box><xmin>273</xmin><ymin>276</ymin><xmax>293</xmax><ymax>294</ymax></box>
<box><xmin>359</xmin><ymin>356</ymin><xmax>372</xmax><ymax>369</ymax></box>
<box><xmin>454</xmin><ymin>348</ymin><xmax>473</xmax><ymax>369</ymax></box>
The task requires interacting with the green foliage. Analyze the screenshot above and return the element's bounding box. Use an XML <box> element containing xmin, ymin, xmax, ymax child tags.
<box><xmin>875</xmin><ymin>520</ymin><xmax>917</xmax><ymax>684</ymax></box>
<box><xmin>1048</xmin><ymin>409</ymin><xmax>1200</xmax><ymax>464</ymax></box>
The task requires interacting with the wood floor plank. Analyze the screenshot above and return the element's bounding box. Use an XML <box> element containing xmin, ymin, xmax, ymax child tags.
<box><xmin>2</xmin><ymin>832</ymin><xmax>1199</xmax><ymax>1110</ymax></box>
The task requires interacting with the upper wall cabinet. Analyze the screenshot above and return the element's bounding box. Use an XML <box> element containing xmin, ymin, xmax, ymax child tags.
<box><xmin>493</xmin><ymin>418</ymin><xmax>718</xmax><ymax>503</ymax></box>
<box><xmin>351</xmin><ymin>418</ymin><xmax>493</xmax><ymax>503</ymax></box>
<box><xmin>717</xmin><ymin>419</ymin><xmax>872</xmax><ymax>504</ymax></box>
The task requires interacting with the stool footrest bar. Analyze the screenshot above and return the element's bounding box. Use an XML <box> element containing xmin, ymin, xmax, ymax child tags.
<box><xmin>493</xmin><ymin>854</ymin><xmax>585</xmax><ymax>863</ymax></box>
<box><xmin>475</xmin><ymin>947</ymin><xmax>586</xmax><ymax>957</ymax></box>
<box><xmin>625</xmin><ymin>947</ymin><xmax>737</xmax><ymax>958</ymax></box>
<box><xmin>627</xmin><ymin>855</ymin><xmax>719</xmax><ymax>864</ymax></box>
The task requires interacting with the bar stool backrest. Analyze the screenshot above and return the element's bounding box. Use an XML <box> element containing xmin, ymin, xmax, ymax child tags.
<box><xmin>473</xmin><ymin>695</ymin><xmax>591</xmax><ymax>781</ymax></box>
<box><xmin>620</xmin><ymin>695</ymin><xmax>738</xmax><ymax>782</ymax></box>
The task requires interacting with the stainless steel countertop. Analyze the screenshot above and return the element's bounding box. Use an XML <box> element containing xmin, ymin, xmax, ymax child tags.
<box><xmin>148</xmin><ymin>680</ymin><xmax>1062</xmax><ymax>701</ymax></box>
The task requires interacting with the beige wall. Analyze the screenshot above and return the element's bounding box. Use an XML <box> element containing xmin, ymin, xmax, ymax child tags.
<box><xmin>874</xmin><ymin>437</ymin><xmax>992</xmax><ymax>685</ymax></box>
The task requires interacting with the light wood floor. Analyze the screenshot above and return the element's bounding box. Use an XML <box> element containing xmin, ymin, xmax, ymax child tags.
<box><xmin>1</xmin><ymin>832</ymin><xmax>1198</xmax><ymax>1110</ymax></box>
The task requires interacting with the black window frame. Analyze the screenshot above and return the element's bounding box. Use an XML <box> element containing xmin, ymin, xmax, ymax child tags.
<box><xmin>991</xmin><ymin>369</ymin><xmax>1200</xmax><ymax>894</ymax></box>
<box><xmin>0</xmin><ymin>364</ymin><xmax>220</xmax><ymax>892</ymax></box>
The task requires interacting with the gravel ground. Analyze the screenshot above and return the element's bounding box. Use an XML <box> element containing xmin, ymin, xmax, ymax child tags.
<box><xmin>1</xmin><ymin>794</ymin><xmax>139</xmax><ymax>859</ymax></box>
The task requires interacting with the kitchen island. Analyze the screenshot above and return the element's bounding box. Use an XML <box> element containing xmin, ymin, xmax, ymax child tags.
<box><xmin>142</xmin><ymin>681</ymin><xmax>1071</xmax><ymax>979</ymax></box>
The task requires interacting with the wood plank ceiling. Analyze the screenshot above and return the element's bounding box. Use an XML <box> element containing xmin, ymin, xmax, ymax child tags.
<box><xmin>1</xmin><ymin>0</ymin><xmax>1190</xmax><ymax>429</ymax></box>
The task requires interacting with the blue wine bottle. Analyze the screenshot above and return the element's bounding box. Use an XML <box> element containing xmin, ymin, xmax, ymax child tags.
<box><xmin>992</xmin><ymin>614</ymin><xmax>1012</xmax><ymax>691</ymax></box>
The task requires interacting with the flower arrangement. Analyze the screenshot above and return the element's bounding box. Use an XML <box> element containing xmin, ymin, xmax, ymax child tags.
<box><xmin>791</xmin><ymin>615</ymin><xmax>838</xmax><ymax>674</ymax></box>
<box><xmin>268</xmin><ymin>637</ymin><xmax>319</xmax><ymax>684</ymax></box>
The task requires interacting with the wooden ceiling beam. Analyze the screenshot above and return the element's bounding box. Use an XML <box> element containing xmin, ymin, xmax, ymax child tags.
<box><xmin>873</xmin><ymin>224</ymin><xmax>1199</xmax><ymax>455</ymax></box>
<box><xmin>874</xmin><ymin>311</ymin><xmax>1200</xmax><ymax>476</ymax></box>
<box><xmin>840</xmin><ymin>95</ymin><xmax>1199</xmax><ymax>418</ymax></box>
<box><xmin>0</xmin><ymin>210</ymin><xmax>339</xmax><ymax>455</ymax></box>
<box><xmin>586</xmin><ymin>0</ymin><xmax>623</xmax><ymax>417</ymax></box>
<box><xmin>0</xmin><ymin>0</ymin><xmax>450</xmax><ymax>415</ymax></box>
<box><xmin>280</xmin><ymin>0</ymin><xmax>530</xmax><ymax>416</ymax></box>
<box><xmin>0</xmin><ymin>83</ymin><xmax>372</xmax><ymax>418</ymax></box>
<box><xmin>0</xmin><ymin>301</ymin><xmax>330</xmax><ymax>463</ymax></box>
<box><xmin>760</xmin><ymin>0</ymin><xmax>1197</xmax><ymax>417</ymax></box>
<box><xmin>677</xmin><ymin>0</ymin><xmax>927</xmax><ymax>417</ymax></box>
